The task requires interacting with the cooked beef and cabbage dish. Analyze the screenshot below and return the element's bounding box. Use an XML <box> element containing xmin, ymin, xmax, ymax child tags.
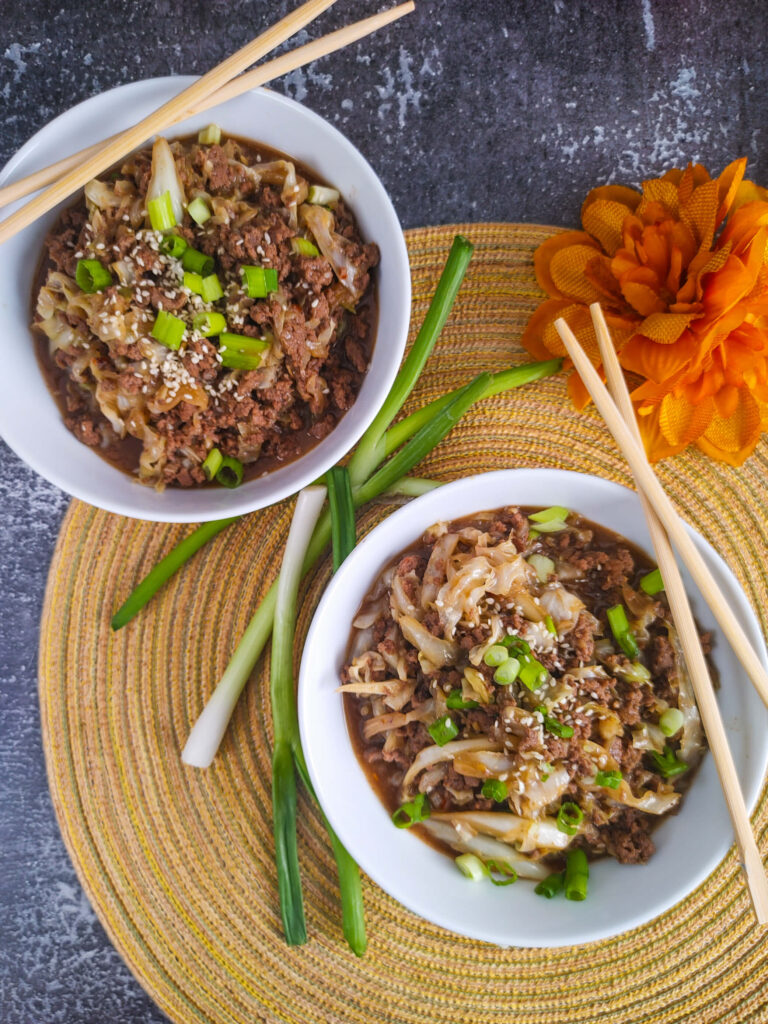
<box><xmin>32</xmin><ymin>127</ymin><xmax>378</xmax><ymax>489</ymax></box>
<box><xmin>341</xmin><ymin>505</ymin><xmax>709</xmax><ymax>890</ymax></box>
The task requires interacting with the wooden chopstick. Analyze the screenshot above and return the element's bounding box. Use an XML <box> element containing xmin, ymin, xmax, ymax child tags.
<box><xmin>0</xmin><ymin>0</ymin><xmax>338</xmax><ymax>244</ymax></box>
<box><xmin>0</xmin><ymin>3</ymin><xmax>415</xmax><ymax>210</ymax></box>
<box><xmin>587</xmin><ymin>303</ymin><xmax>768</xmax><ymax>924</ymax></box>
<box><xmin>553</xmin><ymin>316</ymin><xmax>768</xmax><ymax>713</ymax></box>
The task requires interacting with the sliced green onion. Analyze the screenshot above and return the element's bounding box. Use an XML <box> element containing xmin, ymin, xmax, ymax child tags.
<box><xmin>534</xmin><ymin>871</ymin><xmax>564</xmax><ymax>898</ymax></box>
<box><xmin>326</xmin><ymin>466</ymin><xmax>355</xmax><ymax>572</ymax></box>
<box><xmin>545</xmin><ymin>614</ymin><xmax>557</xmax><ymax>635</ymax></box>
<box><xmin>75</xmin><ymin>258</ymin><xmax>112</xmax><ymax>293</ymax></box>
<box><xmin>183</xmin><ymin>271</ymin><xmax>204</xmax><ymax>295</ymax></box>
<box><xmin>291</xmin><ymin>236</ymin><xmax>320</xmax><ymax>257</ymax></box>
<box><xmin>483</xmin><ymin>644</ymin><xmax>509</xmax><ymax>667</ymax></box>
<box><xmin>606</xmin><ymin>604</ymin><xmax>640</xmax><ymax>658</ymax></box>
<box><xmin>500</xmin><ymin>635</ymin><xmax>531</xmax><ymax>656</ymax></box>
<box><xmin>486</xmin><ymin>860</ymin><xmax>518</xmax><ymax>886</ymax></box>
<box><xmin>455</xmin><ymin>853</ymin><xmax>488</xmax><ymax>881</ymax></box>
<box><xmin>650</xmin><ymin>744</ymin><xmax>689</xmax><ymax>779</ymax></box>
<box><xmin>640</xmin><ymin>568</ymin><xmax>664</xmax><ymax>595</ymax></box>
<box><xmin>181</xmin><ymin>246</ymin><xmax>214</xmax><ymax>276</ymax></box>
<box><xmin>481</xmin><ymin>779</ymin><xmax>509</xmax><ymax>802</ymax></box>
<box><xmin>201</xmin><ymin>273</ymin><xmax>224</xmax><ymax>302</ymax></box>
<box><xmin>188</xmin><ymin>197</ymin><xmax>212</xmax><ymax>226</ymax></box>
<box><xmin>197</xmin><ymin>123</ymin><xmax>221</xmax><ymax>145</ymax></box>
<box><xmin>159</xmin><ymin>234</ymin><xmax>188</xmax><ymax>259</ymax></box>
<box><xmin>446</xmin><ymin>690</ymin><xmax>478</xmax><ymax>710</ymax></box>
<box><xmin>192</xmin><ymin>311</ymin><xmax>227</xmax><ymax>337</ymax></box>
<box><xmin>202</xmin><ymin>447</ymin><xmax>223</xmax><ymax>482</ymax></box>
<box><xmin>556</xmin><ymin>801</ymin><xmax>584</xmax><ymax>836</ymax></box>
<box><xmin>529</xmin><ymin>528</ymin><xmax>540</xmax><ymax>541</ymax></box>
<box><xmin>216</xmin><ymin>455</ymin><xmax>244</xmax><ymax>489</ymax></box>
<box><xmin>493</xmin><ymin>657</ymin><xmax>520</xmax><ymax>686</ymax></box>
<box><xmin>242</xmin><ymin>264</ymin><xmax>279</xmax><ymax>298</ymax></box>
<box><xmin>541</xmin><ymin>761</ymin><xmax>553</xmax><ymax>781</ymax></box>
<box><xmin>392</xmin><ymin>793</ymin><xmax>430</xmax><ymax>828</ymax></box>
<box><xmin>564</xmin><ymin>848</ymin><xmax>589</xmax><ymax>901</ymax></box>
<box><xmin>307</xmin><ymin>184</ymin><xmax>340</xmax><ymax>206</ymax></box>
<box><xmin>594</xmin><ymin>769</ymin><xmax>622</xmax><ymax>789</ymax></box>
<box><xmin>148</xmin><ymin>190</ymin><xmax>177</xmax><ymax>232</ymax></box>
<box><xmin>659</xmin><ymin>707</ymin><xmax>685</xmax><ymax>737</ymax></box>
<box><xmin>530</xmin><ymin>519</ymin><xmax>568</xmax><ymax>533</ymax></box>
<box><xmin>219</xmin><ymin>332</ymin><xmax>270</xmax><ymax>370</ymax></box>
<box><xmin>519</xmin><ymin>658</ymin><xmax>548</xmax><ymax>691</ymax></box>
<box><xmin>529</xmin><ymin>506</ymin><xmax>569</xmax><ymax>524</ymax></box>
<box><xmin>428</xmin><ymin>715</ymin><xmax>459</xmax><ymax>746</ymax></box>
<box><xmin>528</xmin><ymin>553</ymin><xmax>555</xmax><ymax>582</ymax></box>
<box><xmin>537</xmin><ymin>706</ymin><xmax>575</xmax><ymax>739</ymax></box>
<box><xmin>151</xmin><ymin>309</ymin><xmax>186</xmax><ymax>350</ymax></box>
<box><xmin>615</xmin><ymin>660</ymin><xmax>651</xmax><ymax>683</ymax></box>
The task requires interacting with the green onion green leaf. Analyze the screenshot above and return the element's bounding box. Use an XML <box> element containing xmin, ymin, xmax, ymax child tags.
<box><xmin>556</xmin><ymin>801</ymin><xmax>584</xmax><ymax>836</ymax></box>
<box><xmin>534</xmin><ymin>871</ymin><xmax>564</xmax><ymax>898</ymax></box>
<box><xmin>481</xmin><ymin>779</ymin><xmax>509</xmax><ymax>802</ymax></box>
<box><xmin>75</xmin><ymin>258</ymin><xmax>112</xmax><ymax>293</ymax></box>
<box><xmin>392</xmin><ymin>793</ymin><xmax>430</xmax><ymax>828</ymax></box>
<box><xmin>428</xmin><ymin>715</ymin><xmax>460</xmax><ymax>746</ymax></box>
<box><xmin>564</xmin><ymin>848</ymin><xmax>589</xmax><ymax>901</ymax></box>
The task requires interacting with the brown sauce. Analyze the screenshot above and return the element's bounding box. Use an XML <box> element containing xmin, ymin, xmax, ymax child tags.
<box><xmin>31</xmin><ymin>133</ymin><xmax>378</xmax><ymax>487</ymax></box>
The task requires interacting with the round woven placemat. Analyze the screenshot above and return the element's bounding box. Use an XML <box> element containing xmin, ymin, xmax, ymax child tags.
<box><xmin>40</xmin><ymin>224</ymin><xmax>768</xmax><ymax>1024</ymax></box>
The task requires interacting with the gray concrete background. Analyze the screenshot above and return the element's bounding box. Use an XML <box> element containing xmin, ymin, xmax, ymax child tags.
<box><xmin>1</xmin><ymin>1</ymin><xmax>767</xmax><ymax>1021</ymax></box>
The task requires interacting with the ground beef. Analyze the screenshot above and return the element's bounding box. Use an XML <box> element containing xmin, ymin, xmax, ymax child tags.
<box><xmin>605</xmin><ymin>809</ymin><xmax>656</xmax><ymax>864</ymax></box>
<box><xmin>566</xmin><ymin>610</ymin><xmax>596</xmax><ymax>664</ymax></box>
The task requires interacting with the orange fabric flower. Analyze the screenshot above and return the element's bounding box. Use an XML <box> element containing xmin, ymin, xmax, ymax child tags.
<box><xmin>522</xmin><ymin>159</ymin><xmax>768</xmax><ymax>464</ymax></box>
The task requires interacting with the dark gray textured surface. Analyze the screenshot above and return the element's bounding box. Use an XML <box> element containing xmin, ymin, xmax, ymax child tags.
<box><xmin>1</xmin><ymin>2</ymin><xmax>767</xmax><ymax>1021</ymax></box>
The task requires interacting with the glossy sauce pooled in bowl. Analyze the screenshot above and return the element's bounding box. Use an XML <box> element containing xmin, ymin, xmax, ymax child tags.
<box><xmin>31</xmin><ymin>129</ymin><xmax>378</xmax><ymax>490</ymax></box>
<box><xmin>341</xmin><ymin>504</ymin><xmax>709</xmax><ymax>885</ymax></box>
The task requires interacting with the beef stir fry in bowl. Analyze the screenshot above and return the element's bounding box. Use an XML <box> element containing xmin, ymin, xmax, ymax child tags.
<box><xmin>33</xmin><ymin>128</ymin><xmax>378</xmax><ymax>490</ymax></box>
<box><xmin>341</xmin><ymin>505</ymin><xmax>709</xmax><ymax>889</ymax></box>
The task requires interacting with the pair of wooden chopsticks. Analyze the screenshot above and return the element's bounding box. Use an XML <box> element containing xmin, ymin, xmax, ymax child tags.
<box><xmin>555</xmin><ymin>306</ymin><xmax>768</xmax><ymax>924</ymax></box>
<box><xmin>0</xmin><ymin>0</ymin><xmax>414</xmax><ymax>234</ymax></box>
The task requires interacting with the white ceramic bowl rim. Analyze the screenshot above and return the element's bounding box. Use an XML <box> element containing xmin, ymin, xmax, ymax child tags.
<box><xmin>299</xmin><ymin>469</ymin><xmax>768</xmax><ymax>947</ymax></box>
<box><xmin>0</xmin><ymin>78</ymin><xmax>410</xmax><ymax>522</ymax></box>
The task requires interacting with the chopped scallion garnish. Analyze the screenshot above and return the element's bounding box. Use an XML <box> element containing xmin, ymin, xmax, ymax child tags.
<box><xmin>326</xmin><ymin>466</ymin><xmax>355</xmax><ymax>572</ymax></box>
<box><xmin>529</xmin><ymin>505</ymin><xmax>569</xmax><ymax>524</ymax></box>
<box><xmin>493</xmin><ymin>656</ymin><xmax>521</xmax><ymax>686</ymax></box>
<box><xmin>640</xmin><ymin>568</ymin><xmax>664</xmax><ymax>595</ymax></box>
<box><xmin>428</xmin><ymin>715</ymin><xmax>459</xmax><ymax>746</ymax></box>
<box><xmin>534</xmin><ymin>871</ymin><xmax>564</xmax><ymax>898</ymax></box>
<box><xmin>545</xmin><ymin>614</ymin><xmax>557</xmax><ymax>635</ymax></box>
<box><xmin>486</xmin><ymin>860</ymin><xmax>518</xmax><ymax>886</ymax></box>
<box><xmin>594</xmin><ymin>769</ymin><xmax>622</xmax><ymax>790</ymax></box>
<box><xmin>192</xmin><ymin>311</ymin><xmax>227</xmax><ymax>337</ymax></box>
<box><xmin>556</xmin><ymin>801</ymin><xmax>584</xmax><ymax>836</ymax></box>
<box><xmin>197</xmin><ymin>124</ymin><xmax>222</xmax><ymax>145</ymax></box>
<box><xmin>483</xmin><ymin>644</ymin><xmax>509</xmax><ymax>667</ymax></box>
<box><xmin>528</xmin><ymin>553</ymin><xmax>555</xmax><ymax>582</ymax></box>
<box><xmin>151</xmin><ymin>309</ymin><xmax>186</xmax><ymax>350</ymax></box>
<box><xmin>481</xmin><ymin>779</ymin><xmax>509</xmax><ymax>803</ymax></box>
<box><xmin>181</xmin><ymin>246</ymin><xmax>214</xmax><ymax>276</ymax></box>
<box><xmin>242</xmin><ymin>264</ymin><xmax>279</xmax><ymax>298</ymax></box>
<box><xmin>75</xmin><ymin>258</ymin><xmax>113</xmax><ymax>293</ymax></box>
<box><xmin>650</xmin><ymin>744</ymin><xmax>688</xmax><ymax>779</ymax></box>
<box><xmin>159</xmin><ymin>234</ymin><xmax>188</xmax><ymax>259</ymax></box>
<box><xmin>446</xmin><ymin>690</ymin><xmax>478</xmax><ymax>710</ymax></box>
<box><xmin>202</xmin><ymin>447</ymin><xmax>223</xmax><ymax>482</ymax></box>
<box><xmin>216</xmin><ymin>455</ymin><xmax>244</xmax><ymax>489</ymax></box>
<box><xmin>201</xmin><ymin>273</ymin><xmax>224</xmax><ymax>302</ymax></box>
<box><xmin>455</xmin><ymin>853</ymin><xmax>488</xmax><ymax>881</ymax></box>
<box><xmin>606</xmin><ymin>603</ymin><xmax>640</xmax><ymax>658</ymax></box>
<box><xmin>519</xmin><ymin>658</ymin><xmax>548</xmax><ymax>691</ymax></box>
<box><xmin>307</xmin><ymin>184</ymin><xmax>340</xmax><ymax>206</ymax></box>
<box><xmin>564</xmin><ymin>848</ymin><xmax>589</xmax><ymax>901</ymax></box>
<box><xmin>148</xmin><ymin>190</ymin><xmax>177</xmax><ymax>232</ymax></box>
<box><xmin>183</xmin><ymin>271</ymin><xmax>204</xmax><ymax>295</ymax></box>
<box><xmin>218</xmin><ymin>332</ymin><xmax>270</xmax><ymax>370</ymax></box>
<box><xmin>188</xmin><ymin>197</ymin><xmax>212</xmax><ymax>226</ymax></box>
<box><xmin>291</xmin><ymin>236</ymin><xmax>320</xmax><ymax>258</ymax></box>
<box><xmin>659</xmin><ymin>707</ymin><xmax>684</xmax><ymax>737</ymax></box>
<box><xmin>392</xmin><ymin>793</ymin><xmax>430</xmax><ymax>828</ymax></box>
<box><xmin>537</xmin><ymin>706</ymin><xmax>575</xmax><ymax>739</ymax></box>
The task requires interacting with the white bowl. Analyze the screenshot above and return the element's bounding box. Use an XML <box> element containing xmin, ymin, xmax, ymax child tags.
<box><xmin>0</xmin><ymin>79</ymin><xmax>410</xmax><ymax>522</ymax></box>
<box><xmin>299</xmin><ymin>469</ymin><xmax>768</xmax><ymax>947</ymax></box>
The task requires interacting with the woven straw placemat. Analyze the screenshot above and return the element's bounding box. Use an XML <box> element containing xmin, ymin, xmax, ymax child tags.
<box><xmin>39</xmin><ymin>224</ymin><xmax>768</xmax><ymax>1024</ymax></box>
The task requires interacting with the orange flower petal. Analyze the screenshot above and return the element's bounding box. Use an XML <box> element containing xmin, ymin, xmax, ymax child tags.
<box><xmin>581</xmin><ymin>185</ymin><xmax>640</xmax><ymax>221</ymax></box>
<box><xmin>635</xmin><ymin>312</ymin><xmax>699</xmax><ymax>344</ymax></box>
<box><xmin>533</xmin><ymin>231</ymin><xmax>599</xmax><ymax>298</ymax></box>
<box><xmin>550</xmin><ymin>245</ymin><xmax>608</xmax><ymax>304</ymax></box>
<box><xmin>659</xmin><ymin>392</ymin><xmax>715</xmax><ymax>446</ymax></box>
<box><xmin>718</xmin><ymin>200</ymin><xmax>768</xmax><ymax>253</ymax></box>
<box><xmin>636</xmin><ymin>403</ymin><xmax>686</xmax><ymax>462</ymax></box>
<box><xmin>620</xmin><ymin>331</ymin><xmax>698</xmax><ymax>383</ymax></box>
<box><xmin>641</xmin><ymin>178</ymin><xmax>680</xmax><ymax>217</ymax></box>
<box><xmin>620</xmin><ymin>278</ymin><xmax>667</xmax><ymax>317</ymax></box>
<box><xmin>582</xmin><ymin>200</ymin><xmax>632</xmax><ymax>256</ymax></box>
<box><xmin>696</xmin><ymin>386</ymin><xmax>762</xmax><ymax>464</ymax></box>
<box><xmin>715</xmin><ymin>157</ymin><xmax>747</xmax><ymax>227</ymax></box>
<box><xmin>567</xmin><ymin>367</ymin><xmax>594</xmax><ymax>410</ymax></box>
<box><xmin>681</xmin><ymin>178</ymin><xmax>719</xmax><ymax>252</ymax></box>
<box><xmin>583</xmin><ymin>254</ymin><xmax>624</xmax><ymax>302</ymax></box>
<box><xmin>731</xmin><ymin>179</ymin><xmax>768</xmax><ymax>213</ymax></box>
<box><xmin>520</xmin><ymin>298</ymin><xmax>573</xmax><ymax>360</ymax></box>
